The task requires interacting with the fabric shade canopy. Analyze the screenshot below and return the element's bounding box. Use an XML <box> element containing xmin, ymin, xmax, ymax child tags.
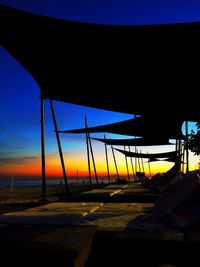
<box><xmin>115</xmin><ymin>148</ymin><xmax>178</xmax><ymax>160</ymax></box>
<box><xmin>0</xmin><ymin>4</ymin><xmax>200</xmax><ymax>120</ymax></box>
<box><xmin>163</xmin><ymin>155</ymin><xmax>179</xmax><ymax>162</ymax></box>
<box><xmin>59</xmin><ymin>116</ymin><xmax>184</xmax><ymax>140</ymax></box>
<box><xmin>163</xmin><ymin>158</ymin><xmax>184</xmax><ymax>163</ymax></box>
<box><xmin>146</xmin><ymin>154</ymin><xmax>184</xmax><ymax>163</ymax></box>
<box><xmin>92</xmin><ymin>137</ymin><xmax>172</xmax><ymax>146</ymax></box>
<box><xmin>147</xmin><ymin>157</ymin><xmax>183</xmax><ymax>163</ymax></box>
<box><xmin>146</xmin><ymin>158</ymin><xmax>161</xmax><ymax>163</ymax></box>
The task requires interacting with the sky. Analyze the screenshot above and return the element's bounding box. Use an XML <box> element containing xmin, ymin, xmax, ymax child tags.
<box><xmin>0</xmin><ymin>0</ymin><xmax>200</xmax><ymax>181</ymax></box>
<box><xmin>1</xmin><ymin>0</ymin><xmax>200</xmax><ymax>25</ymax></box>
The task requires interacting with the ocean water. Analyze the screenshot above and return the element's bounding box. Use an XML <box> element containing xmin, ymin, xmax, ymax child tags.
<box><xmin>0</xmin><ymin>178</ymin><xmax>87</xmax><ymax>188</ymax></box>
<box><xmin>0</xmin><ymin>176</ymin><xmax>110</xmax><ymax>188</ymax></box>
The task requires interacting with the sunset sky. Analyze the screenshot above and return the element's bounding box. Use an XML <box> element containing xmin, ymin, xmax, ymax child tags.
<box><xmin>0</xmin><ymin>0</ymin><xmax>200</xmax><ymax>181</ymax></box>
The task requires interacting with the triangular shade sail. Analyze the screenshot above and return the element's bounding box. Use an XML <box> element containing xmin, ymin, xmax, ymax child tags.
<box><xmin>92</xmin><ymin>137</ymin><xmax>172</xmax><ymax>146</ymax></box>
<box><xmin>115</xmin><ymin>148</ymin><xmax>178</xmax><ymax>160</ymax></box>
<box><xmin>146</xmin><ymin>158</ymin><xmax>161</xmax><ymax>163</ymax></box>
<box><xmin>163</xmin><ymin>158</ymin><xmax>185</xmax><ymax>164</ymax></box>
<box><xmin>59</xmin><ymin>117</ymin><xmax>184</xmax><ymax>140</ymax></box>
<box><xmin>0</xmin><ymin>4</ymin><xmax>200</xmax><ymax>120</ymax></box>
<box><xmin>147</xmin><ymin>158</ymin><xmax>184</xmax><ymax>163</ymax></box>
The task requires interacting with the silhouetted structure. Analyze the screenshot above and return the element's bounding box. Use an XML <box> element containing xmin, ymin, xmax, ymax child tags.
<box><xmin>0</xmin><ymin>4</ymin><xmax>200</xmax><ymax>118</ymax></box>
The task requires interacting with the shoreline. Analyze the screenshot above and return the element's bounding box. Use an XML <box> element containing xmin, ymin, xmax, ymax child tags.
<box><xmin>0</xmin><ymin>183</ymin><xmax>106</xmax><ymax>214</ymax></box>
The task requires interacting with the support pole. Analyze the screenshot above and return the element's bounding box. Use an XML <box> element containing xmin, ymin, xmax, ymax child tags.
<box><xmin>86</xmin><ymin>133</ymin><xmax>92</xmax><ymax>185</ymax></box>
<box><xmin>49</xmin><ymin>100</ymin><xmax>70</xmax><ymax>196</ymax></box>
<box><xmin>88</xmin><ymin>135</ymin><xmax>99</xmax><ymax>186</ymax></box>
<box><xmin>179</xmin><ymin>139</ymin><xmax>182</xmax><ymax>155</ymax></box>
<box><xmin>134</xmin><ymin>114</ymin><xmax>137</xmax><ymax>180</ymax></box>
<box><xmin>85</xmin><ymin>116</ymin><xmax>98</xmax><ymax>186</ymax></box>
<box><xmin>137</xmin><ymin>149</ymin><xmax>141</xmax><ymax>172</ymax></box>
<box><xmin>111</xmin><ymin>145</ymin><xmax>120</xmax><ymax>182</ymax></box>
<box><xmin>129</xmin><ymin>146</ymin><xmax>135</xmax><ymax>179</ymax></box>
<box><xmin>104</xmin><ymin>135</ymin><xmax>111</xmax><ymax>184</ymax></box>
<box><xmin>41</xmin><ymin>96</ymin><xmax>46</xmax><ymax>202</ymax></box>
<box><xmin>135</xmin><ymin>146</ymin><xmax>137</xmax><ymax>179</ymax></box>
<box><xmin>182</xmin><ymin>144</ymin><xmax>185</xmax><ymax>174</ymax></box>
<box><xmin>124</xmin><ymin>146</ymin><xmax>130</xmax><ymax>182</ymax></box>
<box><xmin>140</xmin><ymin>149</ymin><xmax>145</xmax><ymax>173</ymax></box>
<box><xmin>185</xmin><ymin>121</ymin><xmax>189</xmax><ymax>174</ymax></box>
<box><xmin>175</xmin><ymin>138</ymin><xmax>178</xmax><ymax>153</ymax></box>
<box><xmin>85</xmin><ymin>117</ymin><xmax>92</xmax><ymax>186</ymax></box>
<box><xmin>148</xmin><ymin>161</ymin><xmax>152</xmax><ymax>178</ymax></box>
<box><xmin>147</xmin><ymin>152</ymin><xmax>152</xmax><ymax>178</ymax></box>
<box><xmin>178</xmin><ymin>139</ymin><xmax>182</xmax><ymax>171</ymax></box>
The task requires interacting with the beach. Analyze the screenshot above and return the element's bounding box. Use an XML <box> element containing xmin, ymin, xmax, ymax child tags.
<box><xmin>0</xmin><ymin>183</ymin><xmax>100</xmax><ymax>214</ymax></box>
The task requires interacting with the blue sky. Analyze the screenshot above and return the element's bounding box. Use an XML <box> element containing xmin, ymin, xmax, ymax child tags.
<box><xmin>0</xmin><ymin>47</ymin><xmax>134</xmax><ymax>178</ymax></box>
<box><xmin>0</xmin><ymin>0</ymin><xmax>199</xmax><ymax>179</ymax></box>
<box><xmin>1</xmin><ymin>0</ymin><xmax>200</xmax><ymax>25</ymax></box>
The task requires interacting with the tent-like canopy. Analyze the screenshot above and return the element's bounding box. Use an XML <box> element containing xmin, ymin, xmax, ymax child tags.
<box><xmin>0</xmin><ymin>4</ymin><xmax>200</xmax><ymax>120</ymax></box>
<box><xmin>59</xmin><ymin>117</ymin><xmax>184</xmax><ymax>140</ymax></box>
<box><xmin>115</xmin><ymin>148</ymin><xmax>178</xmax><ymax>160</ymax></box>
<box><xmin>92</xmin><ymin>137</ymin><xmax>172</xmax><ymax>146</ymax></box>
<box><xmin>147</xmin><ymin>158</ymin><xmax>161</xmax><ymax>163</ymax></box>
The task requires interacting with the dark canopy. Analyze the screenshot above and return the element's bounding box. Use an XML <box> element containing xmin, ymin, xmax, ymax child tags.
<box><xmin>115</xmin><ymin>148</ymin><xmax>178</xmax><ymax>160</ymax></box>
<box><xmin>92</xmin><ymin>137</ymin><xmax>172</xmax><ymax>146</ymax></box>
<box><xmin>59</xmin><ymin>117</ymin><xmax>184</xmax><ymax>140</ymax></box>
<box><xmin>146</xmin><ymin>157</ymin><xmax>183</xmax><ymax>163</ymax></box>
<box><xmin>0</xmin><ymin>4</ymin><xmax>200</xmax><ymax>120</ymax></box>
<box><xmin>146</xmin><ymin>158</ymin><xmax>161</xmax><ymax>163</ymax></box>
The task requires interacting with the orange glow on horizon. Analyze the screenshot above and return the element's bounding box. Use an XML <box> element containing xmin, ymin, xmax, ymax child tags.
<box><xmin>0</xmin><ymin>149</ymin><xmax>199</xmax><ymax>178</ymax></box>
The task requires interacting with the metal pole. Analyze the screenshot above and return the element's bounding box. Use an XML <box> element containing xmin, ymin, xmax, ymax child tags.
<box><xmin>49</xmin><ymin>99</ymin><xmax>70</xmax><ymax>196</ymax></box>
<box><xmin>147</xmin><ymin>152</ymin><xmax>152</xmax><ymax>178</ymax></box>
<box><xmin>41</xmin><ymin>96</ymin><xmax>46</xmax><ymax>202</ymax></box>
<box><xmin>85</xmin><ymin>116</ymin><xmax>99</xmax><ymax>186</ymax></box>
<box><xmin>185</xmin><ymin>121</ymin><xmax>189</xmax><ymax>174</ymax></box>
<box><xmin>179</xmin><ymin>139</ymin><xmax>182</xmax><ymax>155</ymax></box>
<box><xmin>88</xmin><ymin>135</ymin><xmax>99</xmax><ymax>186</ymax></box>
<box><xmin>148</xmin><ymin>161</ymin><xmax>152</xmax><ymax>178</ymax></box>
<box><xmin>134</xmin><ymin>114</ymin><xmax>137</xmax><ymax>179</ymax></box>
<box><xmin>124</xmin><ymin>146</ymin><xmax>130</xmax><ymax>182</ymax></box>
<box><xmin>175</xmin><ymin>138</ymin><xmax>178</xmax><ymax>153</ymax></box>
<box><xmin>135</xmin><ymin>145</ymin><xmax>137</xmax><ymax>179</ymax></box>
<box><xmin>178</xmin><ymin>139</ymin><xmax>182</xmax><ymax>171</ymax></box>
<box><xmin>128</xmin><ymin>146</ymin><xmax>135</xmax><ymax>179</ymax></box>
<box><xmin>85</xmin><ymin>117</ymin><xmax>92</xmax><ymax>186</ymax></box>
<box><xmin>182</xmin><ymin>144</ymin><xmax>185</xmax><ymax>174</ymax></box>
<box><xmin>137</xmin><ymin>149</ymin><xmax>141</xmax><ymax>172</ymax></box>
<box><xmin>140</xmin><ymin>149</ymin><xmax>145</xmax><ymax>173</ymax></box>
<box><xmin>104</xmin><ymin>135</ymin><xmax>111</xmax><ymax>183</ymax></box>
<box><xmin>111</xmin><ymin>145</ymin><xmax>120</xmax><ymax>182</ymax></box>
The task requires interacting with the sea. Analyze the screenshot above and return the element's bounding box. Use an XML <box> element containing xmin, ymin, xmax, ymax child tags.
<box><xmin>0</xmin><ymin>177</ymin><xmax>86</xmax><ymax>188</ymax></box>
<box><xmin>0</xmin><ymin>176</ymin><xmax>110</xmax><ymax>188</ymax></box>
